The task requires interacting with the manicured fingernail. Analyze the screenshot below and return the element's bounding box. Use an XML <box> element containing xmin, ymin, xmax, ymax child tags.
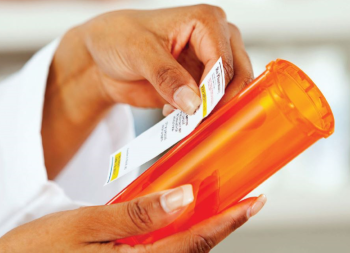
<box><xmin>160</xmin><ymin>184</ymin><xmax>194</xmax><ymax>213</ymax></box>
<box><xmin>248</xmin><ymin>194</ymin><xmax>267</xmax><ymax>218</ymax></box>
<box><xmin>173</xmin><ymin>86</ymin><xmax>201</xmax><ymax>115</ymax></box>
<box><xmin>163</xmin><ymin>104</ymin><xmax>176</xmax><ymax>116</ymax></box>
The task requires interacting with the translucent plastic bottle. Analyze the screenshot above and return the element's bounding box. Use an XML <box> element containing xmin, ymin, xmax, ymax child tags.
<box><xmin>106</xmin><ymin>59</ymin><xmax>335</xmax><ymax>245</ymax></box>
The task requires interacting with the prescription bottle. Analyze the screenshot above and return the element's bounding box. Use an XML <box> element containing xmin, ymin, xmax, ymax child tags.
<box><xmin>107</xmin><ymin>59</ymin><xmax>334</xmax><ymax>245</ymax></box>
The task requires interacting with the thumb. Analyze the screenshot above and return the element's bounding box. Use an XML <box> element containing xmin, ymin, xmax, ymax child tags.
<box><xmin>75</xmin><ymin>184</ymin><xmax>194</xmax><ymax>242</ymax></box>
<box><xmin>140</xmin><ymin>48</ymin><xmax>202</xmax><ymax>115</ymax></box>
<box><xmin>148</xmin><ymin>195</ymin><xmax>267</xmax><ymax>253</ymax></box>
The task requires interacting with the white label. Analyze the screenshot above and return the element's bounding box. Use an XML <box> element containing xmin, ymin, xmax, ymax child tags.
<box><xmin>105</xmin><ymin>57</ymin><xmax>225</xmax><ymax>184</ymax></box>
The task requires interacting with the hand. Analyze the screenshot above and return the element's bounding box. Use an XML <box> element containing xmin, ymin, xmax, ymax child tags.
<box><xmin>79</xmin><ymin>5</ymin><xmax>253</xmax><ymax>114</ymax></box>
<box><xmin>0</xmin><ymin>185</ymin><xmax>266</xmax><ymax>253</ymax></box>
<box><xmin>42</xmin><ymin>5</ymin><xmax>253</xmax><ymax>178</ymax></box>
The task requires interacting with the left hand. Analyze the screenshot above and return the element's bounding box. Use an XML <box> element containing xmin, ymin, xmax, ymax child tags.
<box><xmin>0</xmin><ymin>185</ymin><xmax>266</xmax><ymax>252</ymax></box>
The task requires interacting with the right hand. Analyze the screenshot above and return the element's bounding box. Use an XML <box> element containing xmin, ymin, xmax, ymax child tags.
<box><xmin>0</xmin><ymin>185</ymin><xmax>266</xmax><ymax>252</ymax></box>
<box><xmin>51</xmin><ymin>5</ymin><xmax>254</xmax><ymax>115</ymax></box>
<box><xmin>42</xmin><ymin>5</ymin><xmax>254</xmax><ymax>179</ymax></box>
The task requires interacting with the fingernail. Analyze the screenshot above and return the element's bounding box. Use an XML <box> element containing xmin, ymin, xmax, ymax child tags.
<box><xmin>248</xmin><ymin>194</ymin><xmax>267</xmax><ymax>218</ymax></box>
<box><xmin>160</xmin><ymin>184</ymin><xmax>194</xmax><ymax>213</ymax></box>
<box><xmin>173</xmin><ymin>86</ymin><xmax>201</xmax><ymax>115</ymax></box>
<box><xmin>163</xmin><ymin>104</ymin><xmax>176</xmax><ymax>116</ymax></box>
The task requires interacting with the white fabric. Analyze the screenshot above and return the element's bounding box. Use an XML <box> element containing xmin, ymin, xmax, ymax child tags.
<box><xmin>0</xmin><ymin>40</ymin><xmax>138</xmax><ymax>236</ymax></box>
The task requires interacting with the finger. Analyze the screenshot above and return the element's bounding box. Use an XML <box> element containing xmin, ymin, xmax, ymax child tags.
<box><xmin>176</xmin><ymin>44</ymin><xmax>204</xmax><ymax>84</ymax></box>
<box><xmin>100</xmin><ymin>76</ymin><xmax>167</xmax><ymax>108</ymax></box>
<box><xmin>188</xmin><ymin>5</ymin><xmax>234</xmax><ymax>86</ymax></box>
<box><xmin>162</xmin><ymin>104</ymin><xmax>176</xmax><ymax>116</ymax></box>
<box><xmin>137</xmin><ymin>41</ymin><xmax>202</xmax><ymax>115</ymax></box>
<box><xmin>74</xmin><ymin>184</ymin><xmax>194</xmax><ymax>242</ymax></box>
<box><xmin>216</xmin><ymin>23</ymin><xmax>254</xmax><ymax>108</ymax></box>
<box><xmin>149</xmin><ymin>195</ymin><xmax>267</xmax><ymax>253</ymax></box>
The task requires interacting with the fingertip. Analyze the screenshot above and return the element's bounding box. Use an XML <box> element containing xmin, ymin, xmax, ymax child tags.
<box><xmin>173</xmin><ymin>85</ymin><xmax>201</xmax><ymax>115</ymax></box>
<box><xmin>162</xmin><ymin>104</ymin><xmax>176</xmax><ymax>116</ymax></box>
<box><xmin>247</xmin><ymin>194</ymin><xmax>267</xmax><ymax>218</ymax></box>
<box><xmin>160</xmin><ymin>184</ymin><xmax>194</xmax><ymax>213</ymax></box>
<box><xmin>181</xmin><ymin>184</ymin><xmax>194</xmax><ymax>206</ymax></box>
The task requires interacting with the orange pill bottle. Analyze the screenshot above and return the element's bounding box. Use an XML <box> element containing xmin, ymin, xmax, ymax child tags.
<box><xmin>106</xmin><ymin>59</ymin><xmax>334</xmax><ymax>245</ymax></box>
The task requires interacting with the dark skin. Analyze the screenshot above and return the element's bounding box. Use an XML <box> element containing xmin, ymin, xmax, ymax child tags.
<box><xmin>0</xmin><ymin>5</ymin><xmax>262</xmax><ymax>253</ymax></box>
<box><xmin>0</xmin><ymin>187</ymin><xmax>266</xmax><ymax>252</ymax></box>
<box><xmin>41</xmin><ymin>5</ymin><xmax>253</xmax><ymax>180</ymax></box>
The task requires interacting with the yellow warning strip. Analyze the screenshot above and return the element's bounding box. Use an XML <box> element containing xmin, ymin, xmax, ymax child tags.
<box><xmin>200</xmin><ymin>85</ymin><xmax>207</xmax><ymax>117</ymax></box>
<box><xmin>110</xmin><ymin>152</ymin><xmax>121</xmax><ymax>181</ymax></box>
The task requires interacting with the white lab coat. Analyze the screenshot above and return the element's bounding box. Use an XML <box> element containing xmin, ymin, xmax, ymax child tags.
<box><xmin>0</xmin><ymin>40</ymin><xmax>139</xmax><ymax>236</ymax></box>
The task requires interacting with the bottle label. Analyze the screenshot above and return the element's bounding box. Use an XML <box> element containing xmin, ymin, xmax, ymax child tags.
<box><xmin>105</xmin><ymin>57</ymin><xmax>225</xmax><ymax>184</ymax></box>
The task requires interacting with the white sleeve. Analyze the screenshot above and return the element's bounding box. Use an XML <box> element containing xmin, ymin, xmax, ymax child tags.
<box><xmin>0</xmin><ymin>40</ymin><xmax>138</xmax><ymax>236</ymax></box>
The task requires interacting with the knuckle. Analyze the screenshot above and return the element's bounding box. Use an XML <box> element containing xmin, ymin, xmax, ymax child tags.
<box><xmin>229</xmin><ymin>23</ymin><xmax>241</xmax><ymax>36</ymax></box>
<box><xmin>194</xmin><ymin>4</ymin><xmax>226</xmax><ymax>22</ymax></box>
<box><xmin>240</xmin><ymin>75</ymin><xmax>254</xmax><ymax>90</ymax></box>
<box><xmin>127</xmin><ymin>199</ymin><xmax>153</xmax><ymax>231</ymax></box>
<box><xmin>197</xmin><ymin>4</ymin><xmax>225</xmax><ymax>16</ymax></box>
<box><xmin>227</xmin><ymin>215</ymin><xmax>239</xmax><ymax>231</ymax></box>
<box><xmin>155</xmin><ymin>66</ymin><xmax>182</xmax><ymax>95</ymax></box>
<box><xmin>213</xmin><ymin>5</ymin><xmax>227</xmax><ymax>19</ymax></box>
<box><xmin>189</xmin><ymin>231</ymin><xmax>215</xmax><ymax>253</ymax></box>
<box><xmin>222</xmin><ymin>59</ymin><xmax>234</xmax><ymax>83</ymax></box>
<box><xmin>228</xmin><ymin>214</ymin><xmax>248</xmax><ymax>232</ymax></box>
<box><xmin>196</xmin><ymin>4</ymin><xmax>213</xmax><ymax>14</ymax></box>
